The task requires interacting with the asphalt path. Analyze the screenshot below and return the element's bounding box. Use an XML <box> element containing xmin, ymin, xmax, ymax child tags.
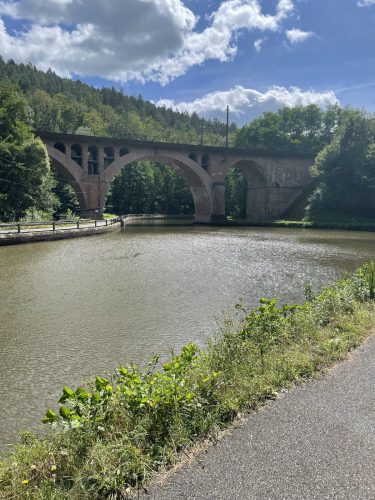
<box><xmin>146</xmin><ymin>335</ymin><xmax>375</xmax><ymax>500</ymax></box>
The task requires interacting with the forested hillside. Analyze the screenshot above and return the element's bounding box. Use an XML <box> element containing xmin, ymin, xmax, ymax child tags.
<box><xmin>0</xmin><ymin>58</ymin><xmax>235</xmax><ymax>145</ymax></box>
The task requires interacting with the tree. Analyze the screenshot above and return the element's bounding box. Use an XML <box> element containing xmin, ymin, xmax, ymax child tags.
<box><xmin>307</xmin><ymin>109</ymin><xmax>375</xmax><ymax>220</ymax></box>
<box><xmin>106</xmin><ymin>162</ymin><xmax>194</xmax><ymax>216</ymax></box>
<box><xmin>225</xmin><ymin>168</ymin><xmax>247</xmax><ymax>218</ymax></box>
<box><xmin>235</xmin><ymin>105</ymin><xmax>343</xmax><ymax>155</ymax></box>
<box><xmin>0</xmin><ymin>82</ymin><xmax>57</xmax><ymax>221</ymax></box>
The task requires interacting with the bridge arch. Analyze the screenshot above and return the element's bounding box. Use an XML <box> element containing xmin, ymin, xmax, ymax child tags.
<box><xmin>223</xmin><ymin>159</ymin><xmax>268</xmax><ymax>221</ymax></box>
<box><xmin>46</xmin><ymin>145</ymin><xmax>89</xmax><ymax>211</ymax></box>
<box><xmin>103</xmin><ymin>150</ymin><xmax>214</xmax><ymax>221</ymax></box>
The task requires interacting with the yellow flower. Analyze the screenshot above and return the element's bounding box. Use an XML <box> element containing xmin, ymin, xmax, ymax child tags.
<box><xmin>22</xmin><ymin>479</ymin><xmax>29</xmax><ymax>485</ymax></box>
<box><xmin>50</xmin><ymin>465</ymin><xmax>57</xmax><ymax>472</ymax></box>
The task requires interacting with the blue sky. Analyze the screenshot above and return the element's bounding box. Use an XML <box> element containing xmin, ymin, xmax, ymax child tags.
<box><xmin>0</xmin><ymin>0</ymin><xmax>374</xmax><ymax>124</ymax></box>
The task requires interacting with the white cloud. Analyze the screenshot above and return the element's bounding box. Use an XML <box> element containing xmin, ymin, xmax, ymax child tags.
<box><xmin>254</xmin><ymin>37</ymin><xmax>267</xmax><ymax>52</ymax></box>
<box><xmin>156</xmin><ymin>85</ymin><xmax>339</xmax><ymax>125</ymax></box>
<box><xmin>286</xmin><ymin>28</ymin><xmax>315</xmax><ymax>44</ymax></box>
<box><xmin>0</xmin><ymin>0</ymin><xmax>296</xmax><ymax>84</ymax></box>
<box><xmin>358</xmin><ymin>0</ymin><xmax>375</xmax><ymax>5</ymax></box>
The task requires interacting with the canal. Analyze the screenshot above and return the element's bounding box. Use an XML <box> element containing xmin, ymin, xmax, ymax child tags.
<box><xmin>0</xmin><ymin>226</ymin><xmax>374</xmax><ymax>449</ymax></box>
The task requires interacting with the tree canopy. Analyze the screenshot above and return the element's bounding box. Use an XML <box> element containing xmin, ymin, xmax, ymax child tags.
<box><xmin>106</xmin><ymin>162</ymin><xmax>194</xmax><ymax>216</ymax></box>
<box><xmin>235</xmin><ymin>104</ymin><xmax>345</xmax><ymax>155</ymax></box>
<box><xmin>0</xmin><ymin>58</ymin><xmax>236</xmax><ymax>146</ymax></box>
<box><xmin>307</xmin><ymin>109</ymin><xmax>375</xmax><ymax>221</ymax></box>
<box><xmin>0</xmin><ymin>81</ymin><xmax>57</xmax><ymax>221</ymax></box>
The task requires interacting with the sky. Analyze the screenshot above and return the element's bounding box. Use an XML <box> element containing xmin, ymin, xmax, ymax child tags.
<box><xmin>0</xmin><ymin>0</ymin><xmax>374</xmax><ymax>125</ymax></box>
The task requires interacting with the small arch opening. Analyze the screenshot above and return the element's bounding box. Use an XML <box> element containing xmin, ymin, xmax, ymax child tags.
<box><xmin>188</xmin><ymin>153</ymin><xmax>197</xmax><ymax>162</ymax></box>
<box><xmin>201</xmin><ymin>154</ymin><xmax>210</xmax><ymax>171</ymax></box>
<box><xmin>88</xmin><ymin>145</ymin><xmax>99</xmax><ymax>175</ymax></box>
<box><xmin>120</xmin><ymin>147</ymin><xmax>130</xmax><ymax>157</ymax></box>
<box><xmin>71</xmin><ymin>144</ymin><xmax>83</xmax><ymax>167</ymax></box>
<box><xmin>104</xmin><ymin>146</ymin><xmax>115</xmax><ymax>168</ymax></box>
<box><xmin>54</xmin><ymin>142</ymin><xmax>66</xmax><ymax>154</ymax></box>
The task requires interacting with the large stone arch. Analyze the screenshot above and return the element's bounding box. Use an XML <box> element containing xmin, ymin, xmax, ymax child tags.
<box><xmin>103</xmin><ymin>150</ymin><xmax>214</xmax><ymax>222</ymax></box>
<box><xmin>223</xmin><ymin>156</ymin><xmax>312</xmax><ymax>222</ymax></box>
<box><xmin>46</xmin><ymin>145</ymin><xmax>90</xmax><ymax>212</ymax></box>
<box><xmin>226</xmin><ymin>159</ymin><xmax>269</xmax><ymax>221</ymax></box>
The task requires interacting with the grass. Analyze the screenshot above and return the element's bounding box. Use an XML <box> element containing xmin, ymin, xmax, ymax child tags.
<box><xmin>1</xmin><ymin>264</ymin><xmax>375</xmax><ymax>499</ymax></box>
<box><xmin>103</xmin><ymin>213</ymin><xmax>118</xmax><ymax>220</ymax></box>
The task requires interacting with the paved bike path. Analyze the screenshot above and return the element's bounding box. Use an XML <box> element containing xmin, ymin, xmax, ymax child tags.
<box><xmin>146</xmin><ymin>335</ymin><xmax>375</xmax><ymax>499</ymax></box>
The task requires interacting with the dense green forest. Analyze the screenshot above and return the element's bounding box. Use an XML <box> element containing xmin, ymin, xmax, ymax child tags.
<box><xmin>0</xmin><ymin>58</ymin><xmax>374</xmax><ymax>223</ymax></box>
<box><xmin>0</xmin><ymin>58</ymin><xmax>236</xmax><ymax>145</ymax></box>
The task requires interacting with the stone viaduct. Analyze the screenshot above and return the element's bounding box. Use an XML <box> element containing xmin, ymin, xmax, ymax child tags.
<box><xmin>37</xmin><ymin>131</ymin><xmax>314</xmax><ymax>224</ymax></box>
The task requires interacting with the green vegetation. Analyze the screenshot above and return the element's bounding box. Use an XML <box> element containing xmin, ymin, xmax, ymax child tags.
<box><xmin>106</xmin><ymin>162</ymin><xmax>194</xmax><ymax>216</ymax></box>
<box><xmin>0</xmin><ymin>81</ymin><xmax>57</xmax><ymax>221</ymax></box>
<box><xmin>235</xmin><ymin>104</ymin><xmax>345</xmax><ymax>155</ymax></box>
<box><xmin>1</xmin><ymin>264</ymin><xmax>375</xmax><ymax>499</ymax></box>
<box><xmin>225</xmin><ymin>167</ymin><xmax>247</xmax><ymax>219</ymax></box>
<box><xmin>0</xmin><ymin>58</ymin><xmax>235</xmax><ymax>145</ymax></box>
<box><xmin>0</xmin><ymin>58</ymin><xmax>236</xmax><ymax>219</ymax></box>
<box><xmin>307</xmin><ymin>110</ymin><xmax>375</xmax><ymax>222</ymax></box>
<box><xmin>235</xmin><ymin>105</ymin><xmax>375</xmax><ymax>225</ymax></box>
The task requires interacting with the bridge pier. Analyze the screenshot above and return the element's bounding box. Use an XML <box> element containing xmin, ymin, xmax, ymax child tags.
<box><xmin>210</xmin><ymin>181</ymin><xmax>226</xmax><ymax>223</ymax></box>
<box><xmin>80</xmin><ymin>209</ymin><xmax>102</xmax><ymax>220</ymax></box>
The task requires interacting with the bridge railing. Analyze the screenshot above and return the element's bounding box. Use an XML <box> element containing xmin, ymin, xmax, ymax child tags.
<box><xmin>0</xmin><ymin>218</ymin><xmax>121</xmax><ymax>234</ymax></box>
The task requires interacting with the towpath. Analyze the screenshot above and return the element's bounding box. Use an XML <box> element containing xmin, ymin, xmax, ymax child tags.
<box><xmin>146</xmin><ymin>335</ymin><xmax>375</xmax><ymax>499</ymax></box>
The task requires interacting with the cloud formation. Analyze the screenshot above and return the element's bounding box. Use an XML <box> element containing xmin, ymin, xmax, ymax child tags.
<box><xmin>285</xmin><ymin>28</ymin><xmax>315</xmax><ymax>44</ymax></box>
<box><xmin>156</xmin><ymin>85</ymin><xmax>339</xmax><ymax>124</ymax></box>
<box><xmin>358</xmin><ymin>0</ymin><xmax>375</xmax><ymax>6</ymax></box>
<box><xmin>0</xmin><ymin>0</ymin><xmax>295</xmax><ymax>83</ymax></box>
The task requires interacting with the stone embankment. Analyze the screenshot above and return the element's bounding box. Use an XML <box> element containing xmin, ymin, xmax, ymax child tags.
<box><xmin>0</xmin><ymin>218</ymin><xmax>121</xmax><ymax>246</ymax></box>
<box><xmin>0</xmin><ymin>215</ymin><xmax>195</xmax><ymax>246</ymax></box>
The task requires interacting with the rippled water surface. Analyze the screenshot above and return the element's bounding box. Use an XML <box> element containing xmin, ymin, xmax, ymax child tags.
<box><xmin>1</xmin><ymin>226</ymin><xmax>375</xmax><ymax>449</ymax></box>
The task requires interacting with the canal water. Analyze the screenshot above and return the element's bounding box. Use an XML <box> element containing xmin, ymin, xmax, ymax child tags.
<box><xmin>0</xmin><ymin>226</ymin><xmax>374</xmax><ymax>449</ymax></box>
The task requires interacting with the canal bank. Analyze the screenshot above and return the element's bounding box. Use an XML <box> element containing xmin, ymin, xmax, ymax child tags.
<box><xmin>0</xmin><ymin>218</ymin><xmax>122</xmax><ymax>246</ymax></box>
<box><xmin>0</xmin><ymin>215</ymin><xmax>195</xmax><ymax>246</ymax></box>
